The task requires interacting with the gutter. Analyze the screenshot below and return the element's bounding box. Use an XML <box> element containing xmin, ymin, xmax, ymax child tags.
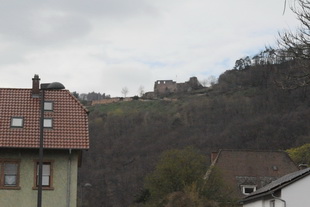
<box><xmin>67</xmin><ymin>149</ymin><xmax>72</xmax><ymax>207</ymax></box>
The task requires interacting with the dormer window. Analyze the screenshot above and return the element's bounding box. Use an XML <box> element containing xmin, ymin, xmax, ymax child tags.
<box><xmin>11</xmin><ymin>117</ymin><xmax>24</xmax><ymax>128</ymax></box>
<box><xmin>44</xmin><ymin>101</ymin><xmax>53</xmax><ymax>111</ymax></box>
<box><xmin>241</xmin><ymin>185</ymin><xmax>256</xmax><ymax>195</ymax></box>
<box><xmin>43</xmin><ymin>118</ymin><xmax>53</xmax><ymax>128</ymax></box>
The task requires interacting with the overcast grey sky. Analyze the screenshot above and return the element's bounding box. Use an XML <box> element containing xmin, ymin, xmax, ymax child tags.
<box><xmin>0</xmin><ymin>0</ymin><xmax>300</xmax><ymax>97</ymax></box>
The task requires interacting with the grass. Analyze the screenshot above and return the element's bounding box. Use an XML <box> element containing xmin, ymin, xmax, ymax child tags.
<box><xmin>88</xmin><ymin>99</ymin><xmax>182</xmax><ymax>115</ymax></box>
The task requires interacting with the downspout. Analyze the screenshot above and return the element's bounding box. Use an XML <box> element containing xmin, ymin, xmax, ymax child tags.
<box><xmin>37</xmin><ymin>89</ymin><xmax>45</xmax><ymax>207</ymax></box>
<box><xmin>272</xmin><ymin>193</ymin><xmax>286</xmax><ymax>207</ymax></box>
<box><xmin>67</xmin><ymin>149</ymin><xmax>72</xmax><ymax>207</ymax></box>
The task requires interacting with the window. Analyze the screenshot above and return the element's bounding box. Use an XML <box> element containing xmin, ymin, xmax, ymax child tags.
<box><xmin>11</xmin><ymin>117</ymin><xmax>24</xmax><ymax>128</ymax></box>
<box><xmin>270</xmin><ymin>200</ymin><xmax>275</xmax><ymax>207</ymax></box>
<box><xmin>37</xmin><ymin>163</ymin><xmax>51</xmax><ymax>186</ymax></box>
<box><xmin>43</xmin><ymin>118</ymin><xmax>53</xmax><ymax>128</ymax></box>
<box><xmin>241</xmin><ymin>185</ymin><xmax>256</xmax><ymax>195</ymax></box>
<box><xmin>44</xmin><ymin>101</ymin><xmax>53</xmax><ymax>111</ymax></box>
<box><xmin>4</xmin><ymin>163</ymin><xmax>18</xmax><ymax>186</ymax></box>
<box><xmin>0</xmin><ymin>160</ymin><xmax>20</xmax><ymax>189</ymax></box>
<box><xmin>34</xmin><ymin>161</ymin><xmax>53</xmax><ymax>190</ymax></box>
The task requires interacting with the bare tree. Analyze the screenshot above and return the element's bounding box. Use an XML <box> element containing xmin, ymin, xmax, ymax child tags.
<box><xmin>200</xmin><ymin>76</ymin><xmax>217</xmax><ymax>87</ymax></box>
<box><xmin>277</xmin><ymin>0</ymin><xmax>310</xmax><ymax>88</ymax></box>
<box><xmin>200</xmin><ymin>79</ymin><xmax>208</xmax><ymax>87</ymax></box>
<box><xmin>279</xmin><ymin>0</ymin><xmax>310</xmax><ymax>60</ymax></box>
<box><xmin>208</xmin><ymin>75</ymin><xmax>218</xmax><ymax>86</ymax></box>
<box><xmin>138</xmin><ymin>85</ymin><xmax>145</xmax><ymax>97</ymax></box>
<box><xmin>121</xmin><ymin>87</ymin><xmax>129</xmax><ymax>97</ymax></box>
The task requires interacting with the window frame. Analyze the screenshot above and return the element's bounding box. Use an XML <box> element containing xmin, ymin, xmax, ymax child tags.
<box><xmin>10</xmin><ymin>117</ymin><xmax>24</xmax><ymax>128</ymax></box>
<box><xmin>241</xmin><ymin>185</ymin><xmax>257</xmax><ymax>195</ymax></box>
<box><xmin>33</xmin><ymin>161</ymin><xmax>54</xmax><ymax>190</ymax></box>
<box><xmin>44</xmin><ymin>101</ymin><xmax>54</xmax><ymax>111</ymax></box>
<box><xmin>0</xmin><ymin>159</ymin><xmax>21</xmax><ymax>190</ymax></box>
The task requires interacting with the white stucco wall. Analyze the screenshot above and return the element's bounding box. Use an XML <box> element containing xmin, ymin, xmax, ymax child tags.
<box><xmin>264</xmin><ymin>199</ymin><xmax>284</xmax><ymax>207</ymax></box>
<box><xmin>243</xmin><ymin>199</ymin><xmax>263</xmax><ymax>207</ymax></box>
<box><xmin>281</xmin><ymin>174</ymin><xmax>310</xmax><ymax>207</ymax></box>
<box><xmin>244</xmin><ymin>198</ymin><xmax>285</xmax><ymax>207</ymax></box>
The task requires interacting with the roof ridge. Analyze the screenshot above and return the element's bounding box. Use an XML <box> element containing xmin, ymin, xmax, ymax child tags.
<box><xmin>0</xmin><ymin>88</ymin><xmax>32</xmax><ymax>90</ymax></box>
<box><xmin>219</xmin><ymin>148</ymin><xmax>285</xmax><ymax>153</ymax></box>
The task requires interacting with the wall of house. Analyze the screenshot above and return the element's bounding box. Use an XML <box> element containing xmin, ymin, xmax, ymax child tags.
<box><xmin>282</xmin><ymin>174</ymin><xmax>310</xmax><ymax>207</ymax></box>
<box><xmin>243</xmin><ymin>198</ymin><xmax>285</xmax><ymax>207</ymax></box>
<box><xmin>243</xmin><ymin>199</ymin><xmax>263</xmax><ymax>207</ymax></box>
<box><xmin>0</xmin><ymin>149</ymin><xmax>79</xmax><ymax>207</ymax></box>
<box><xmin>265</xmin><ymin>199</ymin><xmax>284</xmax><ymax>207</ymax></box>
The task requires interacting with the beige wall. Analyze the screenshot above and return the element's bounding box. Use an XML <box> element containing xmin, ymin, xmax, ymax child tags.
<box><xmin>0</xmin><ymin>149</ymin><xmax>79</xmax><ymax>207</ymax></box>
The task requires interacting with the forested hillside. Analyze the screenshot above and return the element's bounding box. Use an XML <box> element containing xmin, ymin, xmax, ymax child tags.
<box><xmin>78</xmin><ymin>62</ymin><xmax>310</xmax><ymax>207</ymax></box>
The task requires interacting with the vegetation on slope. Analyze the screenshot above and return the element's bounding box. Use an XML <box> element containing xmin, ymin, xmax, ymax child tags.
<box><xmin>78</xmin><ymin>62</ymin><xmax>310</xmax><ymax>207</ymax></box>
<box><xmin>133</xmin><ymin>147</ymin><xmax>236</xmax><ymax>207</ymax></box>
<box><xmin>287</xmin><ymin>143</ymin><xmax>310</xmax><ymax>166</ymax></box>
<box><xmin>77</xmin><ymin>2</ymin><xmax>310</xmax><ymax>205</ymax></box>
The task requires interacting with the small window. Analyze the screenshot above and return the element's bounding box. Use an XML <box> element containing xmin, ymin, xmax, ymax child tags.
<box><xmin>4</xmin><ymin>163</ymin><xmax>18</xmax><ymax>186</ymax></box>
<box><xmin>11</xmin><ymin>117</ymin><xmax>24</xmax><ymax>128</ymax></box>
<box><xmin>0</xmin><ymin>160</ymin><xmax>20</xmax><ymax>189</ymax></box>
<box><xmin>44</xmin><ymin>102</ymin><xmax>53</xmax><ymax>111</ymax></box>
<box><xmin>36</xmin><ymin>163</ymin><xmax>51</xmax><ymax>186</ymax></box>
<box><xmin>270</xmin><ymin>200</ymin><xmax>275</xmax><ymax>207</ymax></box>
<box><xmin>241</xmin><ymin>185</ymin><xmax>256</xmax><ymax>195</ymax></box>
<box><xmin>34</xmin><ymin>161</ymin><xmax>53</xmax><ymax>189</ymax></box>
<box><xmin>43</xmin><ymin>118</ymin><xmax>53</xmax><ymax>128</ymax></box>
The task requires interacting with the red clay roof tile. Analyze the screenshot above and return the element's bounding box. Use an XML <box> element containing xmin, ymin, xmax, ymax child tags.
<box><xmin>0</xmin><ymin>88</ymin><xmax>89</xmax><ymax>149</ymax></box>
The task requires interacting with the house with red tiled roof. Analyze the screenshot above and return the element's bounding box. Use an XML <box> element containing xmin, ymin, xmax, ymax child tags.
<box><xmin>204</xmin><ymin>149</ymin><xmax>298</xmax><ymax>200</ymax></box>
<box><xmin>0</xmin><ymin>75</ymin><xmax>89</xmax><ymax>207</ymax></box>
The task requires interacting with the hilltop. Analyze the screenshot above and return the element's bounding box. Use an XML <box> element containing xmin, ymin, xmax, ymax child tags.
<box><xmin>78</xmin><ymin>60</ymin><xmax>310</xmax><ymax>207</ymax></box>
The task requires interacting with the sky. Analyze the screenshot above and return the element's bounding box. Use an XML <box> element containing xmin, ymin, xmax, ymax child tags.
<box><xmin>0</xmin><ymin>0</ymin><xmax>301</xmax><ymax>97</ymax></box>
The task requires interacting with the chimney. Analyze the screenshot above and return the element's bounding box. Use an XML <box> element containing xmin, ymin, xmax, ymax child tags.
<box><xmin>211</xmin><ymin>151</ymin><xmax>218</xmax><ymax>163</ymax></box>
<box><xmin>32</xmin><ymin>74</ymin><xmax>40</xmax><ymax>98</ymax></box>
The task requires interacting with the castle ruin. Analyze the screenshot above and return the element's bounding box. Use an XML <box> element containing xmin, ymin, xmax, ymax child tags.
<box><xmin>153</xmin><ymin>77</ymin><xmax>203</xmax><ymax>96</ymax></box>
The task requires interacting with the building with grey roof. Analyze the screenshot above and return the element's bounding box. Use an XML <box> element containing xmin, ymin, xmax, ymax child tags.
<box><xmin>241</xmin><ymin>168</ymin><xmax>310</xmax><ymax>207</ymax></box>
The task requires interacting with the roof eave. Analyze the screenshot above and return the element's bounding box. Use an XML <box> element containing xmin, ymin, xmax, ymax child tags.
<box><xmin>241</xmin><ymin>170</ymin><xmax>310</xmax><ymax>203</ymax></box>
